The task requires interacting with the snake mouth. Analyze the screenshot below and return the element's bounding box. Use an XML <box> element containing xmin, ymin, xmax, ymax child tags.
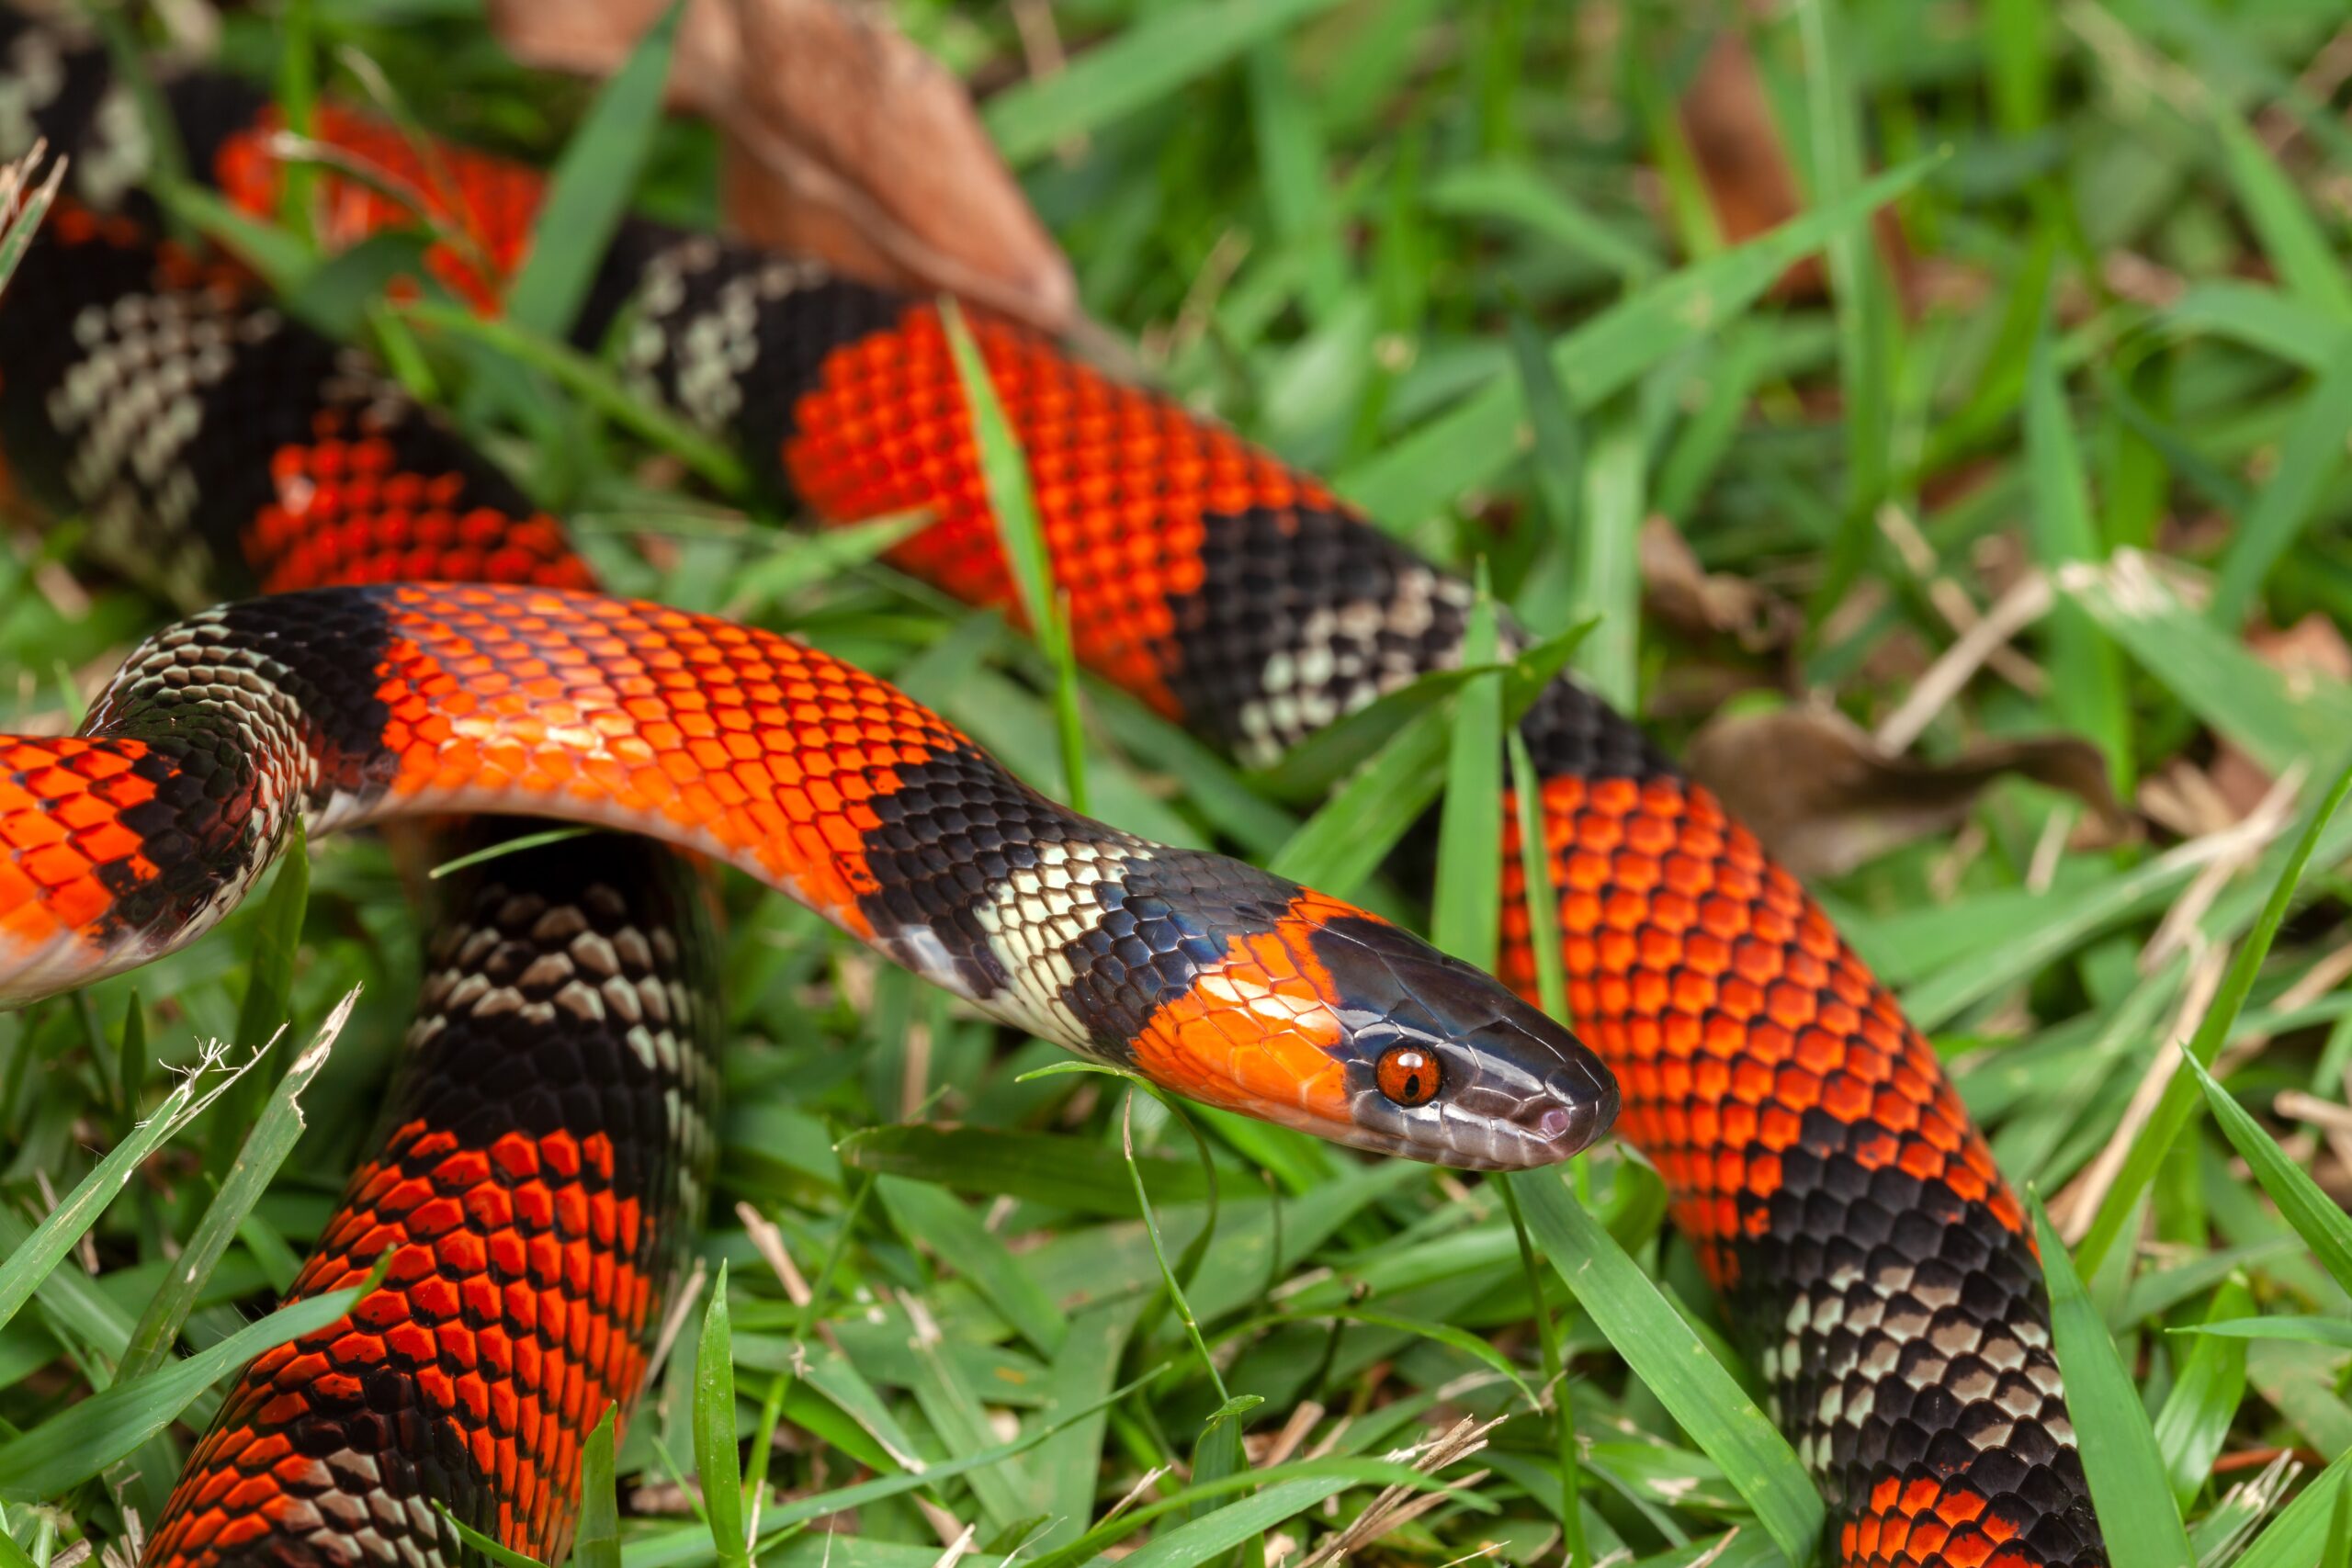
<box><xmin>1310</xmin><ymin>915</ymin><xmax>1620</xmax><ymax>1170</ymax></box>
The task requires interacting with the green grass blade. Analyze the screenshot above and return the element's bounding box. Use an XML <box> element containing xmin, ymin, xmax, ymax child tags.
<box><xmin>1112</xmin><ymin>1477</ymin><xmax>1354</xmax><ymax>1568</ymax></box>
<box><xmin>1496</xmin><ymin>1178</ymin><xmax>1584</xmax><ymax>1562</ymax></box>
<box><xmin>284</xmin><ymin>230</ymin><xmax>435</xmax><ymax>340</ymax></box>
<box><xmin>876</xmin><ymin>1177</ymin><xmax>1069</xmax><ymax>1358</ymax></box>
<box><xmin>1269</xmin><ymin>698</ymin><xmax>1450</xmax><ymax>896</ymax></box>
<box><xmin>1985</xmin><ymin>0</ymin><xmax>2051</xmax><ymax>133</ymax></box>
<box><xmin>1121</xmin><ymin>1092</ymin><xmax>1230</xmax><ymax>1405</ymax></box>
<box><xmin>1504</xmin><ymin>1170</ymin><xmax>1821</xmax><ymax>1564</ymax></box>
<box><xmin>700</xmin><ymin>1375</ymin><xmax>1156</xmax><ymax>1554</ymax></box>
<box><xmin>722</xmin><ymin>512</ymin><xmax>932</xmax><ymax>619</ymax></box>
<box><xmin>0</xmin><ymin>1514</ymin><xmax>36</xmax><ymax>1568</ymax></box>
<box><xmin>1426</xmin><ymin>163</ymin><xmax>1659</xmax><ymax>283</ymax></box>
<box><xmin>0</xmin><ymin>1046</ymin><xmax>260</xmax><ymax>1339</ymax></box>
<box><xmin>150</xmin><ymin>177</ymin><xmax>312</xmax><ymax>296</ymax></box>
<box><xmin>1794</xmin><ymin>0</ymin><xmax>1895</xmax><ymax>604</ymax></box>
<box><xmin>2029</xmin><ymin>1197</ymin><xmax>2194</xmax><ymax>1568</ymax></box>
<box><xmin>1504</xmin><ymin>309</ymin><xmax>1584</xmax><ymax>635</ymax></box>
<box><xmin>1508</xmin><ymin>729</ymin><xmax>1571</xmax><ymax>1023</ymax></box>
<box><xmin>2151</xmin><ymin>1278</ymin><xmax>2251</xmax><ymax>1510</ymax></box>
<box><xmin>0</xmin><ymin>149</ymin><xmax>67</xmax><ymax>301</ymax></box>
<box><xmin>983</xmin><ymin>0</ymin><xmax>1350</xmax><ymax>165</ymax></box>
<box><xmin>430</xmin><ymin>828</ymin><xmax>595</xmax><ymax>881</ymax></box>
<box><xmin>209</xmin><ymin>823</ymin><xmax>311</xmax><ymax>1176</ymax></box>
<box><xmin>2077</xmin><ymin>756</ymin><xmax>2352</xmax><ymax>1275</ymax></box>
<box><xmin>1247</xmin><ymin>42</ymin><xmax>1344</xmax><ymax>322</ymax></box>
<box><xmin>2158</xmin><ymin>281</ymin><xmax>2351</xmax><ymax>376</ymax></box>
<box><xmin>837</xmin><ymin>1124</ymin><xmax>1213</xmax><ymax>1213</ymax></box>
<box><xmin>1571</xmin><ymin>401</ymin><xmax>1643</xmax><ymax>712</ymax></box>
<box><xmin>573</xmin><ymin>1404</ymin><xmax>621</xmax><ymax>1568</ymax></box>
<box><xmin>437</xmin><ymin>1509</ymin><xmax>548</xmax><ymax>1568</ymax></box>
<box><xmin>2024</xmin><ymin>329</ymin><xmax>2131</xmax><ymax>793</ymax></box>
<box><xmin>2211</xmin><ymin>109</ymin><xmax>2352</xmax><ymax>326</ymax></box>
<box><xmin>0</xmin><ymin>1212</ymin><xmax>135</xmax><ymax>1363</ymax></box>
<box><xmin>120</xmin><ymin>987</ymin><xmax>358</xmax><ymax>1381</ymax></box>
<box><xmin>1253</xmin><ymin>621</ymin><xmax>1588</xmax><ymax>803</ymax></box>
<box><xmin>1430</xmin><ymin>566</ymin><xmax>1503</xmax><ymax>971</ymax></box>
<box><xmin>1024</xmin><ymin>1301</ymin><xmax>1136</xmax><ymax>1551</ymax></box>
<box><xmin>1025</xmin><ymin>1456</ymin><xmax>1477</xmax><ymax>1568</ymax></box>
<box><xmin>2172</xmin><ymin>1316</ymin><xmax>2352</xmax><ymax>1349</ymax></box>
<box><xmin>1248</xmin><ymin>662</ymin><xmax>1494</xmax><ymax>800</ymax></box>
<box><xmin>2063</xmin><ymin>550</ymin><xmax>2352</xmax><ymax>776</ymax></box>
<box><xmin>2184</xmin><ymin>1051</ymin><xmax>2352</xmax><ymax>1294</ymax></box>
<box><xmin>399</xmin><ymin>301</ymin><xmax>749</xmax><ymax>491</ymax></box>
<box><xmin>2209</xmin><ymin>354</ymin><xmax>2352</xmax><ymax>629</ymax></box>
<box><xmin>272</xmin><ymin>0</ymin><xmax>316</xmax><ymax>239</ymax></box>
<box><xmin>695</xmin><ymin>1261</ymin><xmax>747</xmax><ymax>1568</ymax></box>
<box><xmin>0</xmin><ymin>1267</ymin><xmax>379</xmax><ymax>1500</ymax></box>
<box><xmin>1271</xmin><ymin>618</ymin><xmax>1590</xmax><ymax>898</ymax></box>
<box><xmin>1179</xmin><ymin>1406</ymin><xmax>1250</xmax><ymax>1556</ymax></box>
<box><xmin>939</xmin><ymin>298</ymin><xmax>1089</xmax><ymax>813</ymax></box>
<box><xmin>1339</xmin><ymin>153</ymin><xmax>1940</xmax><ymax>527</ymax></box>
<box><xmin>901</xmin><ymin>1320</ymin><xmax>1037</xmax><ymax>1531</ymax></box>
<box><xmin>2233</xmin><ymin>1446</ymin><xmax>2352</xmax><ymax>1568</ymax></box>
<box><xmin>1324</xmin><ymin>1307</ymin><xmax>1537</xmax><ymax>1408</ymax></box>
<box><xmin>503</xmin><ymin>0</ymin><xmax>684</xmax><ymax>338</ymax></box>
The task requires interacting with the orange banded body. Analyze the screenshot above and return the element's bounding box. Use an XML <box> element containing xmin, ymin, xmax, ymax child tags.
<box><xmin>0</xmin><ymin>578</ymin><xmax>1611</xmax><ymax>1171</ymax></box>
<box><xmin>147</xmin><ymin>833</ymin><xmax>718</xmax><ymax>1568</ymax></box>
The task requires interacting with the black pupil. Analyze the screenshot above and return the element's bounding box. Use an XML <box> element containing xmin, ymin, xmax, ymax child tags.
<box><xmin>1385</xmin><ymin>1047</ymin><xmax>1433</xmax><ymax>1104</ymax></box>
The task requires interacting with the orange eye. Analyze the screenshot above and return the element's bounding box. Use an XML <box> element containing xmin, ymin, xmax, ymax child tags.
<box><xmin>1376</xmin><ymin>1045</ymin><xmax>1440</xmax><ymax>1107</ymax></box>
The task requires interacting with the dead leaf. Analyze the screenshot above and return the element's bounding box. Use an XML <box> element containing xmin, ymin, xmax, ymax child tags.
<box><xmin>1685</xmin><ymin>703</ymin><xmax>2130</xmax><ymax>878</ymax></box>
<box><xmin>1675</xmin><ymin>29</ymin><xmax>1915</xmax><ymax>307</ymax></box>
<box><xmin>2211</xmin><ymin>613</ymin><xmax>2352</xmax><ymax>820</ymax></box>
<box><xmin>2141</xmin><ymin>758</ymin><xmax>2244</xmax><ymax>841</ymax></box>
<box><xmin>1677</xmin><ymin>32</ymin><xmax>1821</xmax><ymax>299</ymax></box>
<box><xmin>485</xmin><ymin>0</ymin><xmax>743</xmax><ymax>110</ymax></box>
<box><xmin>489</xmin><ymin>0</ymin><xmax>1076</xmax><ymax>333</ymax></box>
<box><xmin>1639</xmin><ymin>513</ymin><xmax>1801</xmax><ymax>655</ymax></box>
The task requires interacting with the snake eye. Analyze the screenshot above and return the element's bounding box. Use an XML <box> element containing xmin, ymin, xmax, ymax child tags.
<box><xmin>1376</xmin><ymin>1044</ymin><xmax>1440</xmax><ymax>1107</ymax></box>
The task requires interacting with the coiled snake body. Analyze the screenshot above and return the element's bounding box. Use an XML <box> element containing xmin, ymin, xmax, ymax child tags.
<box><xmin>0</xmin><ymin>13</ymin><xmax>2104</xmax><ymax>1568</ymax></box>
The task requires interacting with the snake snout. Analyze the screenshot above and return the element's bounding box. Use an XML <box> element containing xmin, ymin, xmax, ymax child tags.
<box><xmin>1425</xmin><ymin>977</ymin><xmax>1621</xmax><ymax>1169</ymax></box>
<box><xmin>1310</xmin><ymin>914</ymin><xmax>1620</xmax><ymax>1170</ymax></box>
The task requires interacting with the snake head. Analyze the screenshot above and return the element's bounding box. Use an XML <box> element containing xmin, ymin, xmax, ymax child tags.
<box><xmin>1125</xmin><ymin>885</ymin><xmax>1618</xmax><ymax>1170</ymax></box>
<box><xmin>1312</xmin><ymin>910</ymin><xmax>1620</xmax><ymax>1169</ymax></box>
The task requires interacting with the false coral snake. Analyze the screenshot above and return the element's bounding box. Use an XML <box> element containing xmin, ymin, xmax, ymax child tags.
<box><xmin>0</xmin><ymin>11</ymin><xmax>2104</xmax><ymax>1567</ymax></box>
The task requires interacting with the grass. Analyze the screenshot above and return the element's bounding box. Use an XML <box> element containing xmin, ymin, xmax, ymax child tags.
<box><xmin>6</xmin><ymin>3</ymin><xmax>2352</xmax><ymax>1567</ymax></box>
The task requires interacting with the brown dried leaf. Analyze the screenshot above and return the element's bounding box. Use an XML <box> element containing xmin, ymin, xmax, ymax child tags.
<box><xmin>1677</xmin><ymin>32</ymin><xmax>1820</xmax><ymax>298</ymax></box>
<box><xmin>2138</xmin><ymin>759</ymin><xmax>2244</xmax><ymax>841</ymax></box>
<box><xmin>1639</xmin><ymin>513</ymin><xmax>1800</xmax><ymax>654</ymax></box>
<box><xmin>1685</xmin><ymin>703</ymin><xmax>2128</xmax><ymax>878</ymax></box>
<box><xmin>488</xmin><ymin>0</ymin><xmax>1077</xmax><ymax>333</ymax></box>
<box><xmin>486</xmin><ymin>0</ymin><xmax>742</xmax><ymax>110</ymax></box>
<box><xmin>1674</xmin><ymin>29</ymin><xmax>1915</xmax><ymax>307</ymax></box>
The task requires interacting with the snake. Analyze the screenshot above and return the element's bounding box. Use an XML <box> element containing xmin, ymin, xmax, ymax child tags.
<box><xmin>0</xmin><ymin>11</ymin><xmax>2107</xmax><ymax>1568</ymax></box>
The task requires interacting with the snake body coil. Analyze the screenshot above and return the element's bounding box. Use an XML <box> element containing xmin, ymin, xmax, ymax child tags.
<box><xmin>1</xmin><ymin>575</ymin><xmax>1614</xmax><ymax>1168</ymax></box>
<box><xmin>0</xmin><ymin>13</ymin><xmax>2105</xmax><ymax>1568</ymax></box>
<box><xmin>148</xmin><ymin>831</ymin><xmax>719</xmax><ymax>1568</ymax></box>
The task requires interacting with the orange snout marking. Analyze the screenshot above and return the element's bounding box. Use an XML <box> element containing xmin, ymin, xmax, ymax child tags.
<box><xmin>1130</xmin><ymin>890</ymin><xmax>1360</xmax><ymax>1126</ymax></box>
